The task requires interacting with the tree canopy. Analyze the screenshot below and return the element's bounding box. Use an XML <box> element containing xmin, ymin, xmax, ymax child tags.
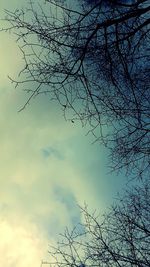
<box><xmin>4</xmin><ymin>0</ymin><xmax>150</xmax><ymax>178</ymax></box>
<box><xmin>42</xmin><ymin>181</ymin><xmax>150</xmax><ymax>267</ymax></box>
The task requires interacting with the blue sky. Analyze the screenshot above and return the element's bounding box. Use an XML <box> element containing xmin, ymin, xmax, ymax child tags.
<box><xmin>0</xmin><ymin>1</ymin><xmax>128</xmax><ymax>266</ymax></box>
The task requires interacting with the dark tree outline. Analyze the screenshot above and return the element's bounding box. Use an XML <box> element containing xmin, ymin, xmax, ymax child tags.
<box><xmin>41</xmin><ymin>181</ymin><xmax>150</xmax><ymax>267</ymax></box>
<box><xmin>3</xmin><ymin>0</ymin><xmax>150</xmax><ymax>178</ymax></box>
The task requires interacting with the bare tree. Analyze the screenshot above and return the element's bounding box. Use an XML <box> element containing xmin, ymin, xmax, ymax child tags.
<box><xmin>42</xmin><ymin>181</ymin><xmax>150</xmax><ymax>267</ymax></box>
<box><xmin>3</xmin><ymin>0</ymin><xmax>150</xmax><ymax>177</ymax></box>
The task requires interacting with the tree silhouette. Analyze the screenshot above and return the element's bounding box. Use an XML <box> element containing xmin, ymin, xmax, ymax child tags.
<box><xmin>4</xmin><ymin>0</ymin><xmax>150</xmax><ymax>177</ymax></box>
<box><xmin>42</xmin><ymin>181</ymin><xmax>150</xmax><ymax>267</ymax></box>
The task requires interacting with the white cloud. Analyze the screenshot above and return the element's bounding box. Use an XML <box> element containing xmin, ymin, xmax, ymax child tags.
<box><xmin>0</xmin><ymin>218</ymin><xmax>47</xmax><ymax>267</ymax></box>
<box><xmin>0</xmin><ymin>73</ymin><xmax>98</xmax><ymax>266</ymax></box>
<box><xmin>0</xmin><ymin>2</ymin><xmax>126</xmax><ymax>266</ymax></box>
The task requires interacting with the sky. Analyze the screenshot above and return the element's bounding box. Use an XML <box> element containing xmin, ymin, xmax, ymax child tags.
<box><xmin>0</xmin><ymin>1</ymin><xmax>128</xmax><ymax>267</ymax></box>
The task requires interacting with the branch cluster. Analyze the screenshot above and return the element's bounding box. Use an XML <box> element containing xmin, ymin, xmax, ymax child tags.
<box><xmin>43</xmin><ymin>182</ymin><xmax>150</xmax><ymax>267</ymax></box>
<box><xmin>3</xmin><ymin>0</ymin><xmax>150</xmax><ymax>177</ymax></box>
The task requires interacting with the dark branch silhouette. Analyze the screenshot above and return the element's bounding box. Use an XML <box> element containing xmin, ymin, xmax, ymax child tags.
<box><xmin>42</xmin><ymin>181</ymin><xmax>150</xmax><ymax>267</ymax></box>
<box><xmin>3</xmin><ymin>0</ymin><xmax>150</xmax><ymax>178</ymax></box>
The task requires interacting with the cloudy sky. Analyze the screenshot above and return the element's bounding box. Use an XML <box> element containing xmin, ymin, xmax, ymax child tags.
<box><xmin>0</xmin><ymin>1</ymin><xmax>127</xmax><ymax>266</ymax></box>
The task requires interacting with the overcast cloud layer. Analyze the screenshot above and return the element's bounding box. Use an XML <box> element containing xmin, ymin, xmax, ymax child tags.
<box><xmin>0</xmin><ymin>1</ymin><xmax>126</xmax><ymax>266</ymax></box>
